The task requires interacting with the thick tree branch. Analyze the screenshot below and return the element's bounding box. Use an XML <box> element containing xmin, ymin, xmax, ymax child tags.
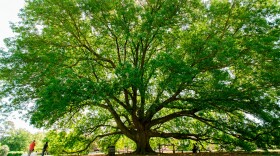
<box><xmin>111</xmin><ymin>95</ymin><xmax>132</xmax><ymax>111</ymax></box>
<box><xmin>105</xmin><ymin>99</ymin><xmax>135</xmax><ymax>140</ymax></box>
<box><xmin>145</xmin><ymin>85</ymin><xmax>184</xmax><ymax>122</ymax></box>
<box><xmin>148</xmin><ymin>109</ymin><xmax>199</xmax><ymax>128</ymax></box>
<box><xmin>150</xmin><ymin>131</ymin><xmax>210</xmax><ymax>141</ymax></box>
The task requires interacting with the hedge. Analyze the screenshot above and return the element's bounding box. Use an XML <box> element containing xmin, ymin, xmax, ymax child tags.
<box><xmin>7</xmin><ymin>151</ymin><xmax>24</xmax><ymax>156</ymax></box>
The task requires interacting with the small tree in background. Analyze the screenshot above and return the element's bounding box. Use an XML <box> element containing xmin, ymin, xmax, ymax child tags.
<box><xmin>0</xmin><ymin>129</ymin><xmax>31</xmax><ymax>151</ymax></box>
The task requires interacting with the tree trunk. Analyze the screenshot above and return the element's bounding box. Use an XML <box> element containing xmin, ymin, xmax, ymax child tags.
<box><xmin>133</xmin><ymin>132</ymin><xmax>155</xmax><ymax>154</ymax></box>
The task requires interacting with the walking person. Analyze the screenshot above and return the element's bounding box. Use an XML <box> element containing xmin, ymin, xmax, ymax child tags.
<box><xmin>41</xmin><ymin>142</ymin><xmax>48</xmax><ymax>156</ymax></box>
<box><xmin>192</xmin><ymin>143</ymin><xmax>199</xmax><ymax>153</ymax></box>
<box><xmin>28</xmin><ymin>140</ymin><xmax>36</xmax><ymax>156</ymax></box>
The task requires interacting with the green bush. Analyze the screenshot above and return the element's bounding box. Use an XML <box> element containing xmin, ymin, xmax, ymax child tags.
<box><xmin>7</xmin><ymin>151</ymin><xmax>24</xmax><ymax>156</ymax></box>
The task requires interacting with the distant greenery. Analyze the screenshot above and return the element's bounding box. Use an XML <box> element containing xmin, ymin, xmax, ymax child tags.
<box><xmin>0</xmin><ymin>129</ymin><xmax>31</xmax><ymax>151</ymax></box>
<box><xmin>0</xmin><ymin>121</ymin><xmax>46</xmax><ymax>153</ymax></box>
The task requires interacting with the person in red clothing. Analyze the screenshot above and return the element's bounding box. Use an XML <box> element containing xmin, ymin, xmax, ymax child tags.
<box><xmin>28</xmin><ymin>140</ymin><xmax>36</xmax><ymax>156</ymax></box>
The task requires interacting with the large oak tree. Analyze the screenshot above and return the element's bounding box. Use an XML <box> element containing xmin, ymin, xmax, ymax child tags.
<box><xmin>1</xmin><ymin>0</ymin><xmax>280</xmax><ymax>154</ymax></box>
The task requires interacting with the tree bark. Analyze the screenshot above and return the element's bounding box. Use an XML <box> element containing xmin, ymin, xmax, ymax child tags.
<box><xmin>133</xmin><ymin>131</ymin><xmax>155</xmax><ymax>154</ymax></box>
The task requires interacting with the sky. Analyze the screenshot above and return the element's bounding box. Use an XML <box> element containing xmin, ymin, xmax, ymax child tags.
<box><xmin>0</xmin><ymin>0</ymin><xmax>25</xmax><ymax>49</ymax></box>
<box><xmin>0</xmin><ymin>0</ymin><xmax>42</xmax><ymax>133</ymax></box>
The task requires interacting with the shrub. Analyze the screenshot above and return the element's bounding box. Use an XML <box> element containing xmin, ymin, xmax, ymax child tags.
<box><xmin>7</xmin><ymin>151</ymin><xmax>24</xmax><ymax>156</ymax></box>
<box><xmin>0</xmin><ymin>144</ymin><xmax>10</xmax><ymax>156</ymax></box>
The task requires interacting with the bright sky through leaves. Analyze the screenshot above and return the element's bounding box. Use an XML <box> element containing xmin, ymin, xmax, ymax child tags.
<box><xmin>0</xmin><ymin>0</ymin><xmax>41</xmax><ymax>133</ymax></box>
<box><xmin>0</xmin><ymin>0</ymin><xmax>24</xmax><ymax>49</ymax></box>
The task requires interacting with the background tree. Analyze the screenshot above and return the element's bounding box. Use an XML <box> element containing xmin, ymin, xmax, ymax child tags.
<box><xmin>0</xmin><ymin>0</ymin><xmax>279</xmax><ymax>154</ymax></box>
<box><xmin>0</xmin><ymin>121</ymin><xmax>15</xmax><ymax>137</ymax></box>
<box><xmin>0</xmin><ymin>128</ymin><xmax>31</xmax><ymax>151</ymax></box>
<box><xmin>0</xmin><ymin>121</ymin><xmax>45</xmax><ymax>152</ymax></box>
